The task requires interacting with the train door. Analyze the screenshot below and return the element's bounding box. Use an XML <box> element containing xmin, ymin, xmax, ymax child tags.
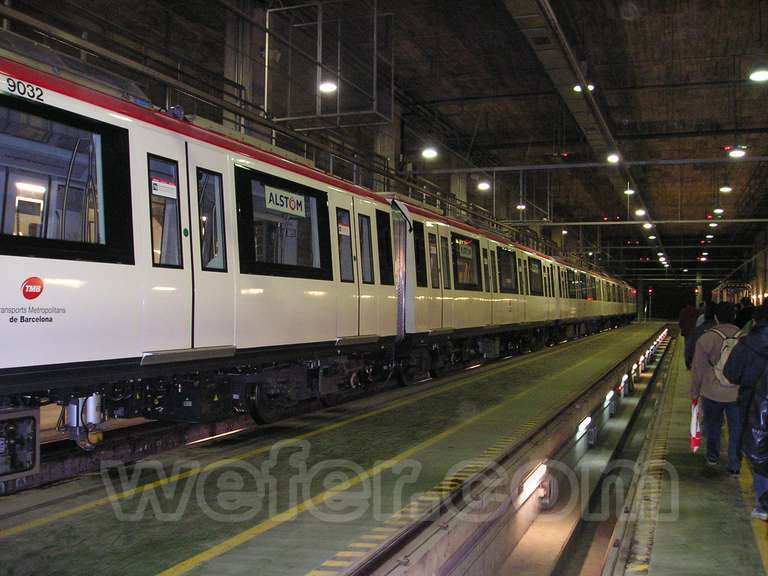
<box><xmin>353</xmin><ymin>197</ymin><xmax>379</xmax><ymax>336</ymax></box>
<box><xmin>134</xmin><ymin>131</ymin><xmax>193</xmax><ymax>353</ymax></box>
<box><xmin>185</xmin><ymin>142</ymin><xmax>235</xmax><ymax>350</ymax></box>
<box><xmin>331</xmin><ymin>192</ymin><xmax>358</xmax><ymax>337</ymax></box>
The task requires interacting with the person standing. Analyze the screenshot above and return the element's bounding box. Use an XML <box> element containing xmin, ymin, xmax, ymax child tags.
<box><xmin>679</xmin><ymin>300</ymin><xmax>699</xmax><ymax>370</ymax></box>
<box><xmin>735</xmin><ymin>296</ymin><xmax>755</xmax><ymax>330</ymax></box>
<box><xmin>690</xmin><ymin>302</ymin><xmax>742</xmax><ymax>472</ymax></box>
<box><xmin>724</xmin><ymin>304</ymin><xmax>768</xmax><ymax>519</ymax></box>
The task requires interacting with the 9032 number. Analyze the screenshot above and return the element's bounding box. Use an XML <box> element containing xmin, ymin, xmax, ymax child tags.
<box><xmin>5</xmin><ymin>77</ymin><xmax>44</xmax><ymax>102</ymax></box>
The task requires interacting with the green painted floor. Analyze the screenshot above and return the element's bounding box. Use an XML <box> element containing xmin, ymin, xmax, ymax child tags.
<box><xmin>636</xmin><ymin>336</ymin><xmax>768</xmax><ymax>576</ymax></box>
<box><xmin>0</xmin><ymin>323</ymin><xmax>661</xmax><ymax>576</ymax></box>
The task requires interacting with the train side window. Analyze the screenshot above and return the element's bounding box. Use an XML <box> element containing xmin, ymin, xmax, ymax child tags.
<box><xmin>567</xmin><ymin>269</ymin><xmax>577</xmax><ymax>299</ymax></box>
<box><xmin>358</xmin><ymin>213</ymin><xmax>374</xmax><ymax>284</ymax></box>
<box><xmin>337</xmin><ymin>208</ymin><xmax>354</xmax><ymax>283</ymax></box>
<box><xmin>197</xmin><ymin>168</ymin><xmax>226</xmax><ymax>272</ymax></box>
<box><xmin>375</xmin><ymin>209</ymin><xmax>394</xmax><ymax>285</ymax></box>
<box><xmin>497</xmin><ymin>248</ymin><xmax>518</xmax><ymax>293</ymax></box>
<box><xmin>413</xmin><ymin>220</ymin><xmax>428</xmax><ymax>287</ymax></box>
<box><xmin>234</xmin><ymin>166</ymin><xmax>332</xmax><ymax>280</ymax></box>
<box><xmin>490</xmin><ymin>250</ymin><xmax>498</xmax><ymax>293</ymax></box>
<box><xmin>148</xmin><ymin>155</ymin><xmax>182</xmax><ymax>268</ymax></box>
<box><xmin>580</xmin><ymin>273</ymin><xmax>589</xmax><ymax>300</ymax></box>
<box><xmin>451</xmin><ymin>233</ymin><xmax>482</xmax><ymax>291</ymax></box>
<box><xmin>0</xmin><ymin>96</ymin><xmax>132</xmax><ymax>263</ymax></box>
<box><xmin>428</xmin><ymin>232</ymin><xmax>440</xmax><ymax>289</ymax></box>
<box><xmin>482</xmin><ymin>247</ymin><xmax>491</xmax><ymax>292</ymax></box>
<box><xmin>528</xmin><ymin>257</ymin><xmax>544</xmax><ymax>296</ymax></box>
<box><xmin>440</xmin><ymin>236</ymin><xmax>451</xmax><ymax>289</ymax></box>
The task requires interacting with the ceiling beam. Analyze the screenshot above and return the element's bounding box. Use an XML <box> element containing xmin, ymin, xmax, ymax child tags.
<box><xmin>504</xmin><ymin>218</ymin><xmax>768</xmax><ymax>227</ymax></box>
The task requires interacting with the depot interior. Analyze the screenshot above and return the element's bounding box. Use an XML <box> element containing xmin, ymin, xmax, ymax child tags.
<box><xmin>2</xmin><ymin>0</ymin><xmax>763</xmax><ymax>313</ymax></box>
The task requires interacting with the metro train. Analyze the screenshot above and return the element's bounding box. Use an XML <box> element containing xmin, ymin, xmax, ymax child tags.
<box><xmin>0</xmin><ymin>57</ymin><xmax>636</xmax><ymax>452</ymax></box>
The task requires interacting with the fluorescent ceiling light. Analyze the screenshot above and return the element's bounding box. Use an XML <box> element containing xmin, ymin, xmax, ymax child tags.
<box><xmin>729</xmin><ymin>148</ymin><xmax>746</xmax><ymax>158</ymax></box>
<box><xmin>606</xmin><ymin>153</ymin><xmax>620</xmax><ymax>164</ymax></box>
<box><xmin>15</xmin><ymin>182</ymin><xmax>46</xmax><ymax>194</ymax></box>
<box><xmin>635</xmin><ymin>208</ymin><xmax>646</xmax><ymax>217</ymax></box>
<box><xmin>477</xmin><ymin>181</ymin><xmax>491</xmax><ymax>191</ymax></box>
<box><xmin>719</xmin><ymin>185</ymin><xmax>732</xmax><ymax>193</ymax></box>
<box><xmin>421</xmin><ymin>147</ymin><xmax>438</xmax><ymax>159</ymax></box>
<box><xmin>643</xmin><ymin>223</ymin><xmax>653</xmax><ymax>229</ymax></box>
<box><xmin>648</xmin><ymin>235</ymin><xmax>656</xmax><ymax>240</ymax></box>
<box><xmin>624</xmin><ymin>187</ymin><xmax>635</xmax><ymax>195</ymax></box>
<box><xmin>516</xmin><ymin>204</ymin><xmax>526</xmax><ymax>210</ymax></box>
<box><xmin>750</xmin><ymin>68</ymin><xmax>768</xmax><ymax>82</ymax></box>
<box><xmin>713</xmin><ymin>207</ymin><xmax>724</xmax><ymax>215</ymax></box>
<box><xmin>318</xmin><ymin>81</ymin><xmax>337</xmax><ymax>93</ymax></box>
<box><xmin>709</xmin><ymin>222</ymin><xmax>718</xmax><ymax>228</ymax></box>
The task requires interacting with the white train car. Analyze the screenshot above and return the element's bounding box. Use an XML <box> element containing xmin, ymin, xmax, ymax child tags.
<box><xmin>0</xmin><ymin>57</ymin><xmax>635</xmax><ymax>456</ymax></box>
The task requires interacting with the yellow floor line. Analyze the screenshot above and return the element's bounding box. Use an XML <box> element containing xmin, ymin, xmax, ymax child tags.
<box><xmin>157</xmin><ymin>384</ymin><xmax>535</xmax><ymax>575</ymax></box>
<box><xmin>739</xmin><ymin>466</ymin><xmax>768</xmax><ymax>573</ymax></box>
<box><xmin>322</xmin><ymin>560</ymin><xmax>352</xmax><ymax>568</ymax></box>
<box><xmin>2</xmin><ymin>334</ymin><xmax>606</xmax><ymax>541</ymax></box>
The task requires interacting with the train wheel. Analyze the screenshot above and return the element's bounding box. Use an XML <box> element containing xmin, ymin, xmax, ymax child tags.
<box><xmin>246</xmin><ymin>382</ymin><xmax>282</xmax><ymax>424</ymax></box>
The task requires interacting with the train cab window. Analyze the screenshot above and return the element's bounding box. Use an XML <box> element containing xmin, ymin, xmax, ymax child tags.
<box><xmin>234</xmin><ymin>166</ymin><xmax>331</xmax><ymax>280</ymax></box>
<box><xmin>440</xmin><ymin>236</ymin><xmax>451</xmax><ymax>289</ymax></box>
<box><xmin>358</xmin><ymin>214</ymin><xmax>374</xmax><ymax>284</ymax></box>
<box><xmin>497</xmin><ymin>248</ymin><xmax>518</xmax><ymax>293</ymax></box>
<box><xmin>428</xmin><ymin>233</ymin><xmax>440</xmax><ymax>289</ymax></box>
<box><xmin>197</xmin><ymin>168</ymin><xmax>226</xmax><ymax>271</ymax></box>
<box><xmin>451</xmin><ymin>233</ymin><xmax>482</xmax><ymax>291</ymax></box>
<box><xmin>375</xmin><ymin>209</ymin><xmax>394</xmax><ymax>285</ymax></box>
<box><xmin>490</xmin><ymin>250</ymin><xmax>498</xmax><ymax>293</ymax></box>
<box><xmin>528</xmin><ymin>257</ymin><xmax>544</xmax><ymax>296</ymax></box>
<box><xmin>337</xmin><ymin>208</ymin><xmax>354</xmax><ymax>282</ymax></box>
<box><xmin>413</xmin><ymin>221</ymin><xmax>428</xmax><ymax>287</ymax></box>
<box><xmin>482</xmin><ymin>248</ymin><xmax>491</xmax><ymax>292</ymax></box>
<box><xmin>0</xmin><ymin>96</ymin><xmax>132</xmax><ymax>263</ymax></box>
<box><xmin>149</xmin><ymin>155</ymin><xmax>182</xmax><ymax>268</ymax></box>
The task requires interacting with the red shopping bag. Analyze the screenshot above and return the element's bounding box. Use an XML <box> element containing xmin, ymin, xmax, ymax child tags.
<box><xmin>690</xmin><ymin>399</ymin><xmax>702</xmax><ymax>453</ymax></box>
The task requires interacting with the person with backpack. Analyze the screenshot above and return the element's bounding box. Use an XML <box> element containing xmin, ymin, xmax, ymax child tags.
<box><xmin>690</xmin><ymin>302</ymin><xmax>742</xmax><ymax>473</ymax></box>
<box><xmin>724</xmin><ymin>304</ymin><xmax>768</xmax><ymax>520</ymax></box>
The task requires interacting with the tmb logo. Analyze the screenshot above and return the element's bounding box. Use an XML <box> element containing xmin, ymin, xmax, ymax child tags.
<box><xmin>21</xmin><ymin>276</ymin><xmax>44</xmax><ymax>300</ymax></box>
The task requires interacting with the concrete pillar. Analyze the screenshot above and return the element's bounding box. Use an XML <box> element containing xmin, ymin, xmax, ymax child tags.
<box><xmin>373</xmin><ymin>104</ymin><xmax>401</xmax><ymax>191</ymax></box>
<box><xmin>224</xmin><ymin>0</ymin><xmax>260</xmax><ymax>134</ymax></box>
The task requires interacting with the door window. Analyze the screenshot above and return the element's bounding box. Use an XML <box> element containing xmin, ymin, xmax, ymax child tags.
<box><xmin>440</xmin><ymin>236</ymin><xmax>451</xmax><ymax>289</ymax></box>
<box><xmin>413</xmin><ymin>221</ymin><xmax>428</xmax><ymax>287</ymax></box>
<box><xmin>337</xmin><ymin>208</ymin><xmax>354</xmax><ymax>282</ymax></box>
<box><xmin>358</xmin><ymin>213</ymin><xmax>374</xmax><ymax>284</ymax></box>
<box><xmin>428</xmin><ymin>233</ymin><xmax>440</xmax><ymax>289</ymax></box>
<box><xmin>148</xmin><ymin>155</ymin><xmax>182</xmax><ymax>268</ymax></box>
<box><xmin>197</xmin><ymin>168</ymin><xmax>226</xmax><ymax>271</ymax></box>
<box><xmin>375</xmin><ymin>209</ymin><xmax>394</xmax><ymax>285</ymax></box>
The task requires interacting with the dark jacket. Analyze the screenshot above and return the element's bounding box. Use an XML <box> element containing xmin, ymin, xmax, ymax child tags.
<box><xmin>685</xmin><ymin>319</ymin><xmax>716</xmax><ymax>369</ymax></box>
<box><xmin>723</xmin><ymin>324</ymin><xmax>768</xmax><ymax>396</ymax></box>
<box><xmin>744</xmin><ymin>369</ymin><xmax>768</xmax><ymax>476</ymax></box>
<box><xmin>678</xmin><ymin>305</ymin><xmax>699</xmax><ymax>337</ymax></box>
<box><xmin>735</xmin><ymin>304</ymin><xmax>755</xmax><ymax>330</ymax></box>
